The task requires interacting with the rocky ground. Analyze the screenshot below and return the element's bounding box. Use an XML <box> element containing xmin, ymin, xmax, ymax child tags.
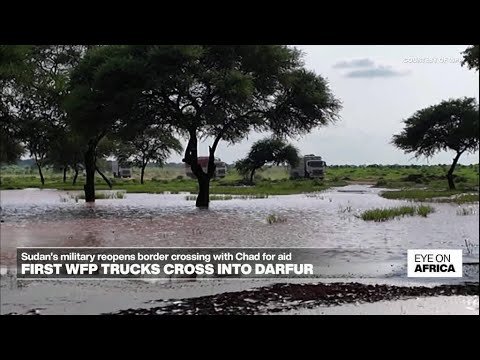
<box><xmin>107</xmin><ymin>282</ymin><xmax>479</xmax><ymax>315</ymax></box>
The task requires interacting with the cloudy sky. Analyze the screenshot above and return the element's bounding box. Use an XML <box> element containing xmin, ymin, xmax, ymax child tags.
<box><xmin>169</xmin><ymin>45</ymin><xmax>479</xmax><ymax>165</ymax></box>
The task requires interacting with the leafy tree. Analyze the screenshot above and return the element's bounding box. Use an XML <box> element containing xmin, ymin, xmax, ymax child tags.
<box><xmin>65</xmin><ymin>46</ymin><xmax>147</xmax><ymax>201</ymax></box>
<box><xmin>66</xmin><ymin>45</ymin><xmax>341</xmax><ymax>206</ymax></box>
<box><xmin>0</xmin><ymin>45</ymin><xmax>31</xmax><ymax>164</ymax></box>
<box><xmin>19</xmin><ymin>120</ymin><xmax>59</xmax><ymax>185</ymax></box>
<box><xmin>235</xmin><ymin>137</ymin><xmax>299</xmax><ymax>183</ymax></box>
<box><xmin>115</xmin><ymin>124</ymin><xmax>182</xmax><ymax>184</ymax></box>
<box><xmin>2</xmin><ymin>45</ymin><xmax>86</xmax><ymax>184</ymax></box>
<box><xmin>392</xmin><ymin>97</ymin><xmax>479</xmax><ymax>189</ymax></box>
<box><xmin>46</xmin><ymin>127</ymin><xmax>84</xmax><ymax>184</ymax></box>
<box><xmin>461</xmin><ymin>45</ymin><xmax>479</xmax><ymax>71</ymax></box>
<box><xmin>0</xmin><ymin>103</ymin><xmax>24</xmax><ymax>164</ymax></box>
<box><xmin>79</xmin><ymin>45</ymin><xmax>341</xmax><ymax>207</ymax></box>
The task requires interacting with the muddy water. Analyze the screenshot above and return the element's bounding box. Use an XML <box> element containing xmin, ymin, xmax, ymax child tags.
<box><xmin>1</xmin><ymin>185</ymin><xmax>478</xmax><ymax>279</ymax></box>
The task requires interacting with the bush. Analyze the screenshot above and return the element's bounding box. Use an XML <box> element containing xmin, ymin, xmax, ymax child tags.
<box><xmin>376</xmin><ymin>179</ymin><xmax>388</xmax><ymax>187</ymax></box>
<box><xmin>404</xmin><ymin>174</ymin><xmax>424</xmax><ymax>183</ymax></box>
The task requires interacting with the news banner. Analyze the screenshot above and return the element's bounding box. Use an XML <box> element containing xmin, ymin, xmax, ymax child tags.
<box><xmin>17</xmin><ymin>247</ymin><xmax>463</xmax><ymax>279</ymax></box>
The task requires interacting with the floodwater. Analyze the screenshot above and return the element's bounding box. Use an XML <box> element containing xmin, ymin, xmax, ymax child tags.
<box><xmin>1</xmin><ymin>185</ymin><xmax>479</xmax><ymax>314</ymax></box>
<box><xmin>1</xmin><ymin>185</ymin><xmax>478</xmax><ymax>269</ymax></box>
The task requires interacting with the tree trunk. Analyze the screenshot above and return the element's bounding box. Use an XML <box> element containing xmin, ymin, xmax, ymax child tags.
<box><xmin>182</xmin><ymin>129</ymin><xmax>215</xmax><ymax>209</ymax></box>
<box><xmin>35</xmin><ymin>158</ymin><xmax>45</xmax><ymax>186</ymax></box>
<box><xmin>447</xmin><ymin>151</ymin><xmax>463</xmax><ymax>190</ymax></box>
<box><xmin>72</xmin><ymin>165</ymin><xmax>79</xmax><ymax>186</ymax></box>
<box><xmin>96</xmin><ymin>165</ymin><xmax>112</xmax><ymax>189</ymax></box>
<box><xmin>84</xmin><ymin>143</ymin><xmax>96</xmax><ymax>202</ymax></box>
<box><xmin>250</xmin><ymin>168</ymin><xmax>256</xmax><ymax>184</ymax></box>
<box><xmin>141</xmin><ymin>164</ymin><xmax>146</xmax><ymax>185</ymax></box>
<box><xmin>63</xmin><ymin>166</ymin><xmax>67</xmax><ymax>183</ymax></box>
<box><xmin>196</xmin><ymin>174</ymin><xmax>210</xmax><ymax>208</ymax></box>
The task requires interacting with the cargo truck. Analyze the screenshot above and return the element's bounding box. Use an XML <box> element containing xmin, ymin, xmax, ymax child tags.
<box><xmin>290</xmin><ymin>154</ymin><xmax>326</xmax><ymax>179</ymax></box>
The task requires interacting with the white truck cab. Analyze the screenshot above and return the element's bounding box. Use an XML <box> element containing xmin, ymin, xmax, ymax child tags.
<box><xmin>290</xmin><ymin>154</ymin><xmax>326</xmax><ymax>179</ymax></box>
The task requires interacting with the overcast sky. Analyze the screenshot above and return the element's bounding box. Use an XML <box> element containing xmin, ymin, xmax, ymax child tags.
<box><xmin>169</xmin><ymin>45</ymin><xmax>479</xmax><ymax>165</ymax></box>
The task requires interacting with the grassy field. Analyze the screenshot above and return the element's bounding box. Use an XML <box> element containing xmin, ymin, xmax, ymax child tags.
<box><xmin>1</xmin><ymin>163</ymin><xmax>478</xmax><ymax>197</ymax></box>
<box><xmin>381</xmin><ymin>190</ymin><xmax>479</xmax><ymax>203</ymax></box>
<box><xmin>0</xmin><ymin>171</ymin><xmax>341</xmax><ymax>196</ymax></box>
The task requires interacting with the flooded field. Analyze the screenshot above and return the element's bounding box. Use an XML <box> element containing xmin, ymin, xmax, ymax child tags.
<box><xmin>1</xmin><ymin>185</ymin><xmax>478</xmax><ymax>314</ymax></box>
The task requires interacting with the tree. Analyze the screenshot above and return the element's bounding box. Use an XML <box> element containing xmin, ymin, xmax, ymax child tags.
<box><xmin>65</xmin><ymin>46</ymin><xmax>147</xmax><ymax>201</ymax></box>
<box><xmin>46</xmin><ymin>127</ymin><xmax>84</xmax><ymax>184</ymax></box>
<box><xmin>89</xmin><ymin>46</ymin><xmax>341</xmax><ymax>208</ymax></box>
<box><xmin>0</xmin><ymin>45</ymin><xmax>31</xmax><ymax>164</ymax></box>
<box><xmin>461</xmin><ymin>45</ymin><xmax>479</xmax><ymax>71</ymax></box>
<box><xmin>115</xmin><ymin>124</ymin><xmax>182</xmax><ymax>184</ymax></box>
<box><xmin>2</xmin><ymin>46</ymin><xmax>86</xmax><ymax>184</ymax></box>
<box><xmin>67</xmin><ymin>46</ymin><xmax>341</xmax><ymax>207</ymax></box>
<box><xmin>18</xmin><ymin>119</ymin><xmax>57</xmax><ymax>185</ymax></box>
<box><xmin>235</xmin><ymin>137</ymin><xmax>299</xmax><ymax>183</ymax></box>
<box><xmin>0</xmin><ymin>104</ymin><xmax>24</xmax><ymax>164</ymax></box>
<box><xmin>392</xmin><ymin>98</ymin><xmax>479</xmax><ymax>190</ymax></box>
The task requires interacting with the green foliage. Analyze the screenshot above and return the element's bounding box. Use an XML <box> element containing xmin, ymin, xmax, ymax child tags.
<box><xmin>114</xmin><ymin>124</ymin><xmax>183</xmax><ymax>179</ymax></box>
<box><xmin>235</xmin><ymin>136</ymin><xmax>299</xmax><ymax>182</ymax></box>
<box><xmin>70</xmin><ymin>46</ymin><xmax>340</xmax><ymax>193</ymax></box>
<box><xmin>392</xmin><ymin>98</ymin><xmax>479</xmax><ymax>158</ymax></box>
<box><xmin>1</xmin><ymin>46</ymin><xmax>87</xmax><ymax>173</ymax></box>
<box><xmin>392</xmin><ymin>98</ymin><xmax>479</xmax><ymax>189</ymax></box>
<box><xmin>461</xmin><ymin>45</ymin><xmax>479</xmax><ymax>71</ymax></box>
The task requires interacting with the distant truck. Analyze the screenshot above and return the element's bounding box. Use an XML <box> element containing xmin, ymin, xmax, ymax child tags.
<box><xmin>111</xmin><ymin>160</ymin><xmax>132</xmax><ymax>178</ymax></box>
<box><xmin>185</xmin><ymin>156</ymin><xmax>227</xmax><ymax>178</ymax></box>
<box><xmin>290</xmin><ymin>154</ymin><xmax>327</xmax><ymax>179</ymax></box>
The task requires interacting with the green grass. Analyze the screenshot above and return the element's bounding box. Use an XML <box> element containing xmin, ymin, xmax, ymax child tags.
<box><xmin>359</xmin><ymin>205</ymin><xmax>435</xmax><ymax>222</ymax></box>
<box><xmin>0</xmin><ymin>176</ymin><xmax>337</xmax><ymax>196</ymax></box>
<box><xmin>381</xmin><ymin>190</ymin><xmax>479</xmax><ymax>203</ymax></box>
<box><xmin>416</xmin><ymin>205</ymin><xmax>434</xmax><ymax>217</ymax></box>
<box><xmin>1</xmin><ymin>163</ymin><xmax>478</xmax><ymax>196</ymax></box>
<box><xmin>451</xmin><ymin>193</ymin><xmax>480</xmax><ymax>204</ymax></box>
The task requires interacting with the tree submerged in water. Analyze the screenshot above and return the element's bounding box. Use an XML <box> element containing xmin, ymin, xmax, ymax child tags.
<box><xmin>67</xmin><ymin>45</ymin><xmax>342</xmax><ymax>207</ymax></box>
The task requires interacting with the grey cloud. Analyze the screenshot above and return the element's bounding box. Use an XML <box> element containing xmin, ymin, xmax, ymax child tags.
<box><xmin>345</xmin><ymin>66</ymin><xmax>410</xmax><ymax>78</ymax></box>
<box><xmin>332</xmin><ymin>58</ymin><xmax>375</xmax><ymax>68</ymax></box>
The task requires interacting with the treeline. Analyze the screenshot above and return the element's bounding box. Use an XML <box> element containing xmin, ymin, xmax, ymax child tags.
<box><xmin>0</xmin><ymin>45</ymin><xmax>342</xmax><ymax>207</ymax></box>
